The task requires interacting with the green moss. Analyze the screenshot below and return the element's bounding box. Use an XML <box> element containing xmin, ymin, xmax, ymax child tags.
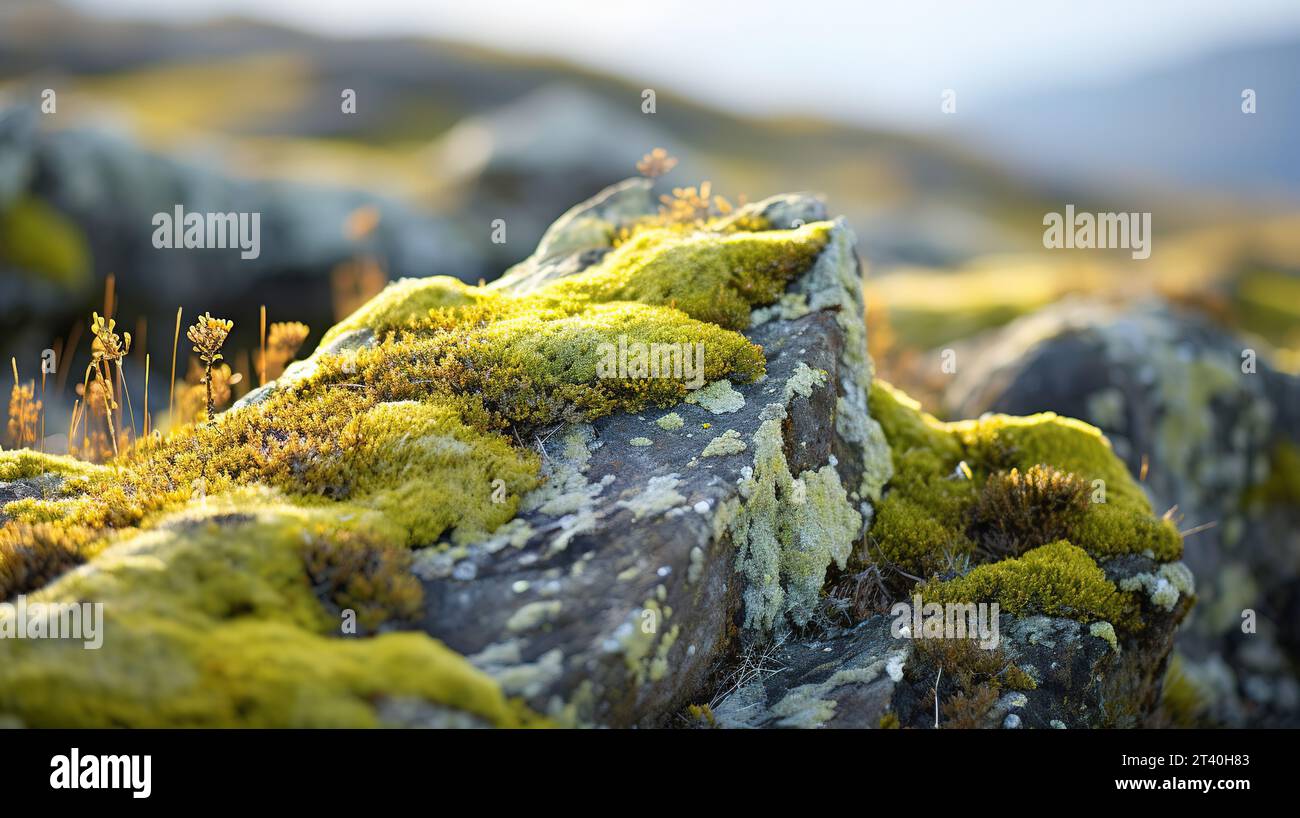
<box><xmin>0</xmin><ymin>196</ymin><xmax>92</xmax><ymax>289</ymax></box>
<box><xmin>0</xmin><ymin>451</ymin><xmax>109</xmax><ymax>483</ymax></box>
<box><xmin>866</xmin><ymin>380</ymin><xmax>1182</xmax><ymax>583</ymax></box>
<box><xmin>320</xmin><ymin>275</ymin><xmax>484</xmax><ymax>345</ymax></box>
<box><xmin>923</xmin><ymin>541</ymin><xmax>1139</xmax><ymax>630</ymax></box>
<box><xmin>300</xmin><ymin>527</ymin><xmax>425</xmax><ymax>634</ymax></box>
<box><xmin>536</xmin><ymin>222</ymin><xmax>831</xmax><ymax>330</ymax></box>
<box><xmin>0</xmin><ymin>499</ymin><xmax>540</xmax><ymax>727</ymax></box>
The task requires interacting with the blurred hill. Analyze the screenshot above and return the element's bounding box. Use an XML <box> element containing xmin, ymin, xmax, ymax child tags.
<box><xmin>970</xmin><ymin>38</ymin><xmax>1300</xmax><ymax>201</ymax></box>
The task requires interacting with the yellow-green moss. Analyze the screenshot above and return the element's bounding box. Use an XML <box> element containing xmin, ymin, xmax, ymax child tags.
<box><xmin>0</xmin><ymin>450</ymin><xmax>109</xmax><ymax>483</ymax></box>
<box><xmin>866</xmin><ymin>380</ymin><xmax>1181</xmax><ymax>582</ymax></box>
<box><xmin>923</xmin><ymin>541</ymin><xmax>1139</xmax><ymax>630</ymax></box>
<box><xmin>0</xmin><ymin>499</ymin><xmax>540</xmax><ymax>727</ymax></box>
<box><xmin>320</xmin><ymin>275</ymin><xmax>485</xmax><ymax>345</ymax></box>
<box><xmin>536</xmin><ymin>223</ymin><xmax>832</xmax><ymax>330</ymax></box>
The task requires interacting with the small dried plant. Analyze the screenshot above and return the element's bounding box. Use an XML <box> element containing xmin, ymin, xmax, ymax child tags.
<box><xmin>186</xmin><ymin>312</ymin><xmax>233</xmax><ymax>421</ymax></box>
<box><xmin>178</xmin><ymin>359</ymin><xmax>241</xmax><ymax>424</ymax></box>
<box><xmin>71</xmin><ymin>380</ymin><xmax>114</xmax><ymax>462</ymax></box>
<box><xmin>636</xmin><ymin>147</ymin><xmax>678</xmax><ymax>178</ymax></box>
<box><xmin>967</xmin><ymin>464</ymin><xmax>1090</xmax><ymax>560</ymax></box>
<box><xmin>658</xmin><ymin>180</ymin><xmax>737</xmax><ymax>224</ymax></box>
<box><xmin>83</xmin><ymin>312</ymin><xmax>130</xmax><ymax>456</ymax></box>
<box><xmin>7</xmin><ymin>360</ymin><xmax>40</xmax><ymax>450</ymax></box>
<box><xmin>256</xmin><ymin>321</ymin><xmax>310</xmax><ymax>383</ymax></box>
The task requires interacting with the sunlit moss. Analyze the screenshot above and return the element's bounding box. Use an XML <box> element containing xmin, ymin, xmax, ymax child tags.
<box><xmin>866</xmin><ymin>381</ymin><xmax>1181</xmax><ymax>630</ymax></box>
<box><xmin>0</xmin><ymin>501</ymin><xmax>539</xmax><ymax>727</ymax></box>
<box><xmin>923</xmin><ymin>540</ymin><xmax>1140</xmax><ymax>630</ymax></box>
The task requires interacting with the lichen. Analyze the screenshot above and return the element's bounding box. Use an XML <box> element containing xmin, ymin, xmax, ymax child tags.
<box><xmin>730</xmin><ymin>389</ymin><xmax>862</xmax><ymax>632</ymax></box>
<box><xmin>1119</xmin><ymin>561</ymin><xmax>1195</xmax><ymax>613</ymax></box>
<box><xmin>701</xmin><ymin>429</ymin><xmax>747</xmax><ymax>458</ymax></box>
<box><xmin>655</xmin><ymin>412</ymin><xmax>684</xmax><ymax>431</ymax></box>
<box><xmin>686</xmin><ymin>379</ymin><xmax>745</xmax><ymax>414</ymax></box>
<box><xmin>616</xmin><ymin>475</ymin><xmax>685</xmax><ymax>520</ymax></box>
<box><xmin>1090</xmin><ymin>621</ymin><xmax>1120</xmax><ymax>652</ymax></box>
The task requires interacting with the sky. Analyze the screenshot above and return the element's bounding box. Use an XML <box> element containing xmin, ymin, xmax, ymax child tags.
<box><xmin>67</xmin><ymin>0</ymin><xmax>1300</xmax><ymax>129</ymax></box>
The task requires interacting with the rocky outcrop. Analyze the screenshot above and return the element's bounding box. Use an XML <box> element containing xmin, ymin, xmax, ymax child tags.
<box><xmin>945</xmin><ymin>301</ymin><xmax>1300</xmax><ymax>726</ymax></box>
<box><xmin>0</xmin><ymin>183</ymin><xmax>1193</xmax><ymax>728</ymax></box>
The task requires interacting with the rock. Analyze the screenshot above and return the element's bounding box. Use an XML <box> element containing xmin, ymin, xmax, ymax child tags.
<box><xmin>0</xmin><ymin>182</ymin><xmax>1192</xmax><ymax>728</ymax></box>
<box><xmin>945</xmin><ymin>301</ymin><xmax>1300</xmax><ymax>726</ymax></box>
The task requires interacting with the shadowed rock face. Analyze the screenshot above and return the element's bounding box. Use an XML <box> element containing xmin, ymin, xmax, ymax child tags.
<box><xmin>0</xmin><ymin>182</ymin><xmax>1193</xmax><ymax>728</ymax></box>
<box><xmin>945</xmin><ymin>302</ymin><xmax>1300</xmax><ymax>727</ymax></box>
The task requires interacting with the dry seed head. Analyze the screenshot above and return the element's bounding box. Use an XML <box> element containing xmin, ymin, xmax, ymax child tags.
<box><xmin>90</xmin><ymin>311</ymin><xmax>130</xmax><ymax>363</ymax></box>
<box><xmin>187</xmin><ymin>312</ymin><xmax>234</xmax><ymax>367</ymax></box>
<box><xmin>636</xmin><ymin>147</ymin><xmax>678</xmax><ymax>178</ymax></box>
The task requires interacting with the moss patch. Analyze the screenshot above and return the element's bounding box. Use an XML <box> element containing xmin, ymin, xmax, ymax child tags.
<box><xmin>0</xmin><ymin>499</ymin><xmax>539</xmax><ymax>727</ymax></box>
<box><xmin>868</xmin><ymin>380</ymin><xmax>1181</xmax><ymax>583</ymax></box>
<box><xmin>867</xmin><ymin>380</ymin><xmax>1181</xmax><ymax>633</ymax></box>
<box><xmin>923</xmin><ymin>541</ymin><xmax>1139</xmax><ymax>630</ymax></box>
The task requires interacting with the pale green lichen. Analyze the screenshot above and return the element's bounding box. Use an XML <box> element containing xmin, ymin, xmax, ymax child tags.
<box><xmin>1119</xmin><ymin>562</ymin><xmax>1195</xmax><ymax>613</ymax></box>
<box><xmin>629</xmin><ymin>436</ymin><xmax>653</xmax><ymax>447</ymax></box>
<box><xmin>730</xmin><ymin>390</ymin><xmax>862</xmax><ymax>632</ymax></box>
<box><xmin>686</xmin><ymin>379</ymin><xmax>746</xmax><ymax>414</ymax></box>
<box><xmin>655</xmin><ymin>412</ymin><xmax>684</xmax><ymax>431</ymax></box>
<box><xmin>783</xmin><ymin>362</ymin><xmax>826</xmax><ymax>401</ymax></box>
<box><xmin>1090</xmin><ymin>621</ymin><xmax>1120</xmax><ymax>652</ymax></box>
<box><xmin>616</xmin><ymin>475</ymin><xmax>685</xmax><ymax>520</ymax></box>
<box><xmin>506</xmin><ymin>600</ymin><xmax>564</xmax><ymax>633</ymax></box>
<box><xmin>701</xmin><ymin>429</ymin><xmax>747</xmax><ymax>458</ymax></box>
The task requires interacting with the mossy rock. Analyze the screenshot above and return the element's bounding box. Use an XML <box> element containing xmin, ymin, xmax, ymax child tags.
<box><xmin>0</xmin><ymin>183</ymin><xmax>864</xmax><ymax>727</ymax></box>
<box><xmin>0</xmin><ymin>182</ymin><xmax>1193</xmax><ymax>729</ymax></box>
<box><xmin>944</xmin><ymin>301</ymin><xmax>1299</xmax><ymax>727</ymax></box>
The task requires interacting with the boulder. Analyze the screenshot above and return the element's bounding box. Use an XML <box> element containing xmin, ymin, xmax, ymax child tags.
<box><xmin>0</xmin><ymin>183</ymin><xmax>1192</xmax><ymax>728</ymax></box>
<box><xmin>945</xmin><ymin>301</ymin><xmax>1300</xmax><ymax>726</ymax></box>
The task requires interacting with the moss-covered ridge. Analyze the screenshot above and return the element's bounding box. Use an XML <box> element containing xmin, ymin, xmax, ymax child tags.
<box><xmin>867</xmin><ymin>380</ymin><xmax>1186</xmax><ymax>634</ymax></box>
<box><xmin>0</xmin><ymin>215</ymin><xmax>832</xmax><ymax>726</ymax></box>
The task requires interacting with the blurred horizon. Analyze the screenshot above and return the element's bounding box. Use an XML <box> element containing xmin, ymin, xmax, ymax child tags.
<box><xmin>58</xmin><ymin>0</ymin><xmax>1300</xmax><ymax>132</ymax></box>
